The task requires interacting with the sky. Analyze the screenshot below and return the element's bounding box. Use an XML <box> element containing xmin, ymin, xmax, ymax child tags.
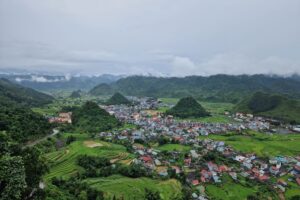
<box><xmin>0</xmin><ymin>0</ymin><xmax>300</xmax><ymax>76</ymax></box>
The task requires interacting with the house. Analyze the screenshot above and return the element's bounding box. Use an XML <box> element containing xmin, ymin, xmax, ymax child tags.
<box><xmin>229</xmin><ymin>172</ymin><xmax>237</xmax><ymax>180</ymax></box>
<box><xmin>258</xmin><ymin>175</ymin><xmax>269</xmax><ymax>182</ymax></box>
<box><xmin>277</xmin><ymin>185</ymin><xmax>285</xmax><ymax>192</ymax></box>
<box><xmin>269</xmin><ymin>166</ymin><xmax>280</xmax><ymax>175</ymax></box>
<box><xmin>190</xmin><ymin>150</ymin><xmax>199</xmax><ymax>158</ymax></box>
<box><xmin>235</xmin><ymin>155</ymin><xmax>246</xmax><ymax>162</ymax></box>
<box><xmin>192</xmin><ymin>180</ymin><xmax>199</xmax><ymax>186</ymax></box>
<box><xmin>212</xmin><ymin>175</ymin><xmax>221</xmax><ymax>183</ymax></box>
<box><xmin>219</xmin><ymin>165</ymin><xmax>229</xmax><ymax>172</ymax></box>
<box><xmin>140</xmin><ymin>156</ymin><xmax>152</xmax><ymax>163</ymax></box>
<box><xmin>277</xmin><ymin>179</ymin><xmax>288</xmax><ymax>187</ymax></box>
<box><xmin>154</xmin><ymin>159</ymin><xmax>161</xmax><ymax>166</ymax></box>
<box><xmin>171</xmin><ymin>166</ymin><xmax>181</xmax><ymax>174</ymax></box>
<box><xmin>184</xmin><ymin>158</ymin><xmax>192</xmax><ymax>166</ymax></box>
<box><xmin>243</xmin><ymin>161</ymin><xmax>253</xmax><ymax>169</ymax></box>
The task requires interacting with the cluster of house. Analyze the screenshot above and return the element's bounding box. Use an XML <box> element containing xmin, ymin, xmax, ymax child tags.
<box><xmin>99</xmin><ymin>98</ymin><xmax>300</xmax><ymax>199</ymax></box>
<box><xmin>48</xmin><ymin>112</ymin><xmax>72</xmax><ymax>124</ymax></box>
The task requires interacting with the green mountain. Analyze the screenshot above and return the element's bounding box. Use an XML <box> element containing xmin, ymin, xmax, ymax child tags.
<box><xmin>90</xmin><ymin>75</ymin><xmax>300</xmax><ymax>103</ymax></box>
<box><xmin>70</xmin><ymin>90</ymin><xmax>82</xmax><ymax>98</ymax></box>
<box><xmin>0</xmin><ymin>100</ymin><xmax>52</xmax><ymax>142</ymax></box>
<box><xmin>89</xmin><ymin>83</ymin><xmax>114</xmax><ymax>96</ymax></box>
<box><xmin>234</xmin><ymin>92</ymin><xmax>300</xmax><ymax>123</ymax></box>
<box><xmin>166</xmin><ymin>97</ymin><xmax>210</xmax><ymax>118</ymax></box>
<box><xmin>0</xmin><ymin>78</ymin><xmax>53</xmax><ymax>106</ymax></box>
<box><xmin>106</xmin><ymin>92</ymin><xmax>131</xmax><ymax>105</ymax></box>
<box><xmin>72</xmin><ymin>101</ymin><xmax>121</xmax><ymax>133</ymax></box>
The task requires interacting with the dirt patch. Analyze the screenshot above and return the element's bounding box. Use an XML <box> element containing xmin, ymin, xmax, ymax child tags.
<box><xmin>84</xmin><ymin>141</ymin><xmax>103</xmax><ymax>148</ymax></box>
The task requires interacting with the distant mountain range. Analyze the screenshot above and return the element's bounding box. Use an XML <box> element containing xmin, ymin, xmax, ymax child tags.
<box><xmin>0</xmin><ymin>73</ymin><xmax>123</xmax><ymax>91</ymax></box>
<box><xmin>90</xmin><ymin>74</ymin><xmax>300</xmax><ymax>103</ymax></box>
<box><xmin>0</xmin><ymin>78</ymin><xmax>54</xmax><ymax>107</ymax></box>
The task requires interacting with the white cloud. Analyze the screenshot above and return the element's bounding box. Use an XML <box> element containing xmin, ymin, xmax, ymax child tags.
<box><xmin>0</xmin><ymin>0</ymin><xmax>299</xmax><ymax>76</ymax></box>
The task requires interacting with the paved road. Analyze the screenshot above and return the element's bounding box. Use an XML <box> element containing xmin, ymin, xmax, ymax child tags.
<box><xmin>25</xmin><ymin>129</ymin><xmax>59</xmax><ymax>147</ymax></box>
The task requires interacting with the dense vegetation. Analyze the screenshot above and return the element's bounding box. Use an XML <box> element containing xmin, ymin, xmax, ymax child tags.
<box><xmin>0</xmin><ymin>132</ymin><xmax>49</xmax><ymax>200</ymax></box>
<box><xmin>0</xmin><ymin>78</ymin><xmax>53</xmax><ymax>106</ymax></box>
<box><xmin>0</xmin><ymin>102</ymin><xmax>52</xmax><ymax>142</ymax></box>
<box><xmin>72</xmin><ymin>101</ymin><xmax>121</xmax><ymax>133</ymax></box>
<box><xmin>234</xmin><ymin>92</ymin><xmax>300</xmax><ymax>123</ymax></box>
<box><xmin>166</xmin><ymin>97</ymin><xmax>210</xmax><ymax>118</ymax></box>
<box><xmin>106</xmin><ymin>92</ymin><xmax>131</xmax><ymax>105</ymax></box>
<box><xmin>90</xmin><ymin>75</ymin><xmax>300</xmax><ymax>103</ymax></box>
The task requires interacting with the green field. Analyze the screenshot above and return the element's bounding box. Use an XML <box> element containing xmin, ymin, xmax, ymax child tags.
<box><xmin>206</xmin><ymin>175</ymin><xmax>257</xmax><ymax>200</ymax></box>
<box><xmin>157</xmin><ymin>144</ymin><xmax>191</xmax><ymax>152</ymax></box>
<box><xmin>44</xmin><ymin>133</ymin><xmax>133</xmax><ymax>180</ymax></box>
<box><xmin>85</xmin><ymin>175</ymin><xmax>182</xmax><ymax>200</ymax></box>
<box><xmin>199</xmin><ymin>131</ymin><xmax>300</xmax><ymax>157</ymax></box>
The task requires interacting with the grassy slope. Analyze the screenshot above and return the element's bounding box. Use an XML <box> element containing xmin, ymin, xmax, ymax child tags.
<box><xmin>199</xmin><ymin>131</ymin><xmax>300</xmax><ymax>157</ymax></box>
<box><xmin>85</xmin><ymin>175</ymin><xmax>182</xmax><ymax>200</ymax></box>
<box><xmin>44</xmin><ymin>133</ymin><xmax>132</xmax><ymax>180</ymax></box>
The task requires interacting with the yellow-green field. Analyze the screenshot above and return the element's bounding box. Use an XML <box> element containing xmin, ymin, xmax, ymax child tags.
<box><xmin>85</xmin><ymin>175</ymin><xmax>182</xmax><ymax>200</ymax></box>
<box><xmin>199</xmin><ymin>131</ymin><xmax>300</xmax><ymax>157</ymax></box>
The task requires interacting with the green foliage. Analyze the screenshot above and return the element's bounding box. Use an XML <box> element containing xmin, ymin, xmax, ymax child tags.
<box><xmin>166</xmin><ymin>97</ymin><xmax>210</xmax><ymax>118</ymax></box>
<box><xmin>0</xmin><ymin>134</ymin><xmax>49</xmax><ymax>200</ymax></box>
<box><xmin>66</xmin><ymin>135</ymin><xmax>76</xmax><ymax>145</ymax></box>
<box><xmin>234</xmin><ymin>92</ymin><xmax>300</xmax><ymax>123</ymax></box>
<box><xmin>0</xmin><ymin>78</ymin><xmax>53</xmax><ymax>107</ymax></box>
<box><xmin>145</xmin><ymin>188</ymin><xmax>161</xmax><ymax>200</ymax></box>
<box><xmin>0</xmin><ymin>155</ymin><xmax>26</xmax><ymax>200</ymax></box>
<box><xmin>247</xmin><ymin>92</ymin><xmax>283</xmax><ymax>113</ymax></box>
<box><xmin>106</xmin><ymin>92</ymin><xmax>131</xmax><ymax>105</ymax></box>
<box><xmin>90</xmin><ymin>75</ymin><xmax>300</xmax><ymax>102</ymax></box>
<box><xmin>51</xmin><ymin>177</ymin><xmax>104</xmax><ymax>200</ymax></box>
<box><xmin>21</xmin><ymin>147</ymin><xmax>49</xmax><ymax>192</ymax></box>
<box><xmin>0</xmin><ymin>101</ymin><xmax>52</xmax><ymax>142</ymax></box>
<box><xmin>72</xmin><ymin>101</ymin><xmax>121</xmax><ymax>133</ymax></box>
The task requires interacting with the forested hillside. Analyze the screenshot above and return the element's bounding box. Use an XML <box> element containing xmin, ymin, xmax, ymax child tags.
<box><xmin>166</xmin><ymin>97</ymin><xmax>210</xmax><ymax>118</ymax></box>
<box><xmin>72</xmin><ymin>101</ymin><xmax>121</xmax><ymax>133</ymax></box>
<box><xmin>106</xmin><ymin>92</ymin><xmax>131</xmax><ymax>105</ymax></box>
<box><xmin>234</xmin><ymin>92</ymin><xmax>300</xmax><ymax>123</ymax></box>
<box><xmin>90</xmin><ymin>75</ymin><xmax>300</xmax><ymax>103</ymax></box>
<box><xmin>0</xmin><ymin>78</ymin><xmax>53</xmax><ymax>106</ymax></box>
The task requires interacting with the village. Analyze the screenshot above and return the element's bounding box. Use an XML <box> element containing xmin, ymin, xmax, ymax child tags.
<box><xmin>50</xmin><ymin>97</ymin><xmax>300</xmax><ymax>199</ymax></box>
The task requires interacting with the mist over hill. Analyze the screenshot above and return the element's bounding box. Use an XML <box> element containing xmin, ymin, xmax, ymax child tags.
<box><xmin>0</xmin><ymin>73</ymin><xmax>123</xmax><ymax>91</ymax></box>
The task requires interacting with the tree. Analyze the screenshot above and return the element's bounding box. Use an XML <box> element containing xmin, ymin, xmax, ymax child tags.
<box><xmin>145</xmin><ymin>188</ymin><xmax>161</xmax><ymax>200</ymax></box>
<box><xmin>21</xmin><ymin>147</ymin><xmax>49</xmax><ymax>198</ymax></box>
<box><xmin>0</xmin><ymin>155</ymin><xmax>26</xmax><ymax>200</ymax></box>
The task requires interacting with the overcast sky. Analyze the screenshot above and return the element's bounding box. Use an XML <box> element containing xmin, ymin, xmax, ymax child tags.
<box><xmin>0</xmin><ymin>0</ymin><xmax>300</xmax><ymax>76</ymax></box>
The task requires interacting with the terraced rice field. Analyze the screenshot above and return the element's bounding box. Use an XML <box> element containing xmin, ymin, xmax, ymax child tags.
<box><xmin>85</xmin><ymin>175</ymin><xmax>182</xmax><ymax>200</ymax></box>
<box><xmin>45</xmin><ymin>137</ymin><xmax>133</xmax><ymax>180</ymax></box>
